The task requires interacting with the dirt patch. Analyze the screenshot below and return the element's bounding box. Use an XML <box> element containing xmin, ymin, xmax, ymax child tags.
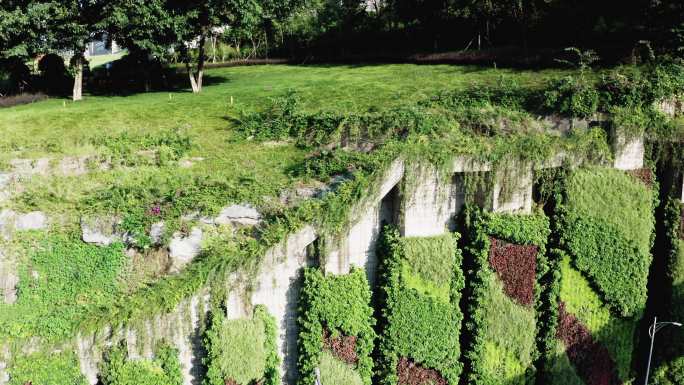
<box><xmin>627</xmin><ymin>168</ymin><xmax>654</xmax><ymax>188</ymax></box>
<box><xmin>0</xmin><ymin>92</ymin><xmax>48</xmax><ymax>108</ymax></box>
<box><xmin>489</xmin><ymin>237</ymin><xmax>537</xmax><ymax>306</ymax></box>
<box><xmin>556</xmin><ymin>302</ymin><xmax>621</xmax><ymax>385</ymax></box>
<box><xmin>397</xmin><ymin>357</ymin><xmax>447</xmax><ymax>385</ymax></box>
<box><xmin>323</xmin><ymin>329</ymin><xmax>358</xmax><ymax>365</ymax></box>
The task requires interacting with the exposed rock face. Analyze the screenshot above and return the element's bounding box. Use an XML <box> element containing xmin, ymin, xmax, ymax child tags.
<box><xmin>14</xmin><ymin>211</ymin><xmax>47</xmax><ymax>231</ymax></box>
<box><xmin>168</xmin><ymin>227</ymin><xmax>203</xmax><ymax>273</ymax></box>
<box><xmin>81</xmin><ymin>216</ymin><xmax>123</xmax><ymax>246</ymax></box>
<box><xmin>150</xmin><ymin>221</ymin><xmax>165</xmax><ymax>245</ymax></box>
<box><xmin>213</xmin><ymin>204</ymin><xmax>262</xmax><ymax>226</ymax></box>
<box><xmin>0</xmin><ymin>248</ymin><xmax>18</xmax><ymax>304</ymax></box>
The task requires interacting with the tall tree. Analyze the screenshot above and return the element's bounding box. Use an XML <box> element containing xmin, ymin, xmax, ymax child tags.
<box><xmin>48</xmin><ymin>0</ymin><xmax>107</xmax><ymax>101</ymax></box>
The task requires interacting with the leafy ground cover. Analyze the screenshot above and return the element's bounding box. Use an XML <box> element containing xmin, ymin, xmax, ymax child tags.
<box><xmin>6</xmin><ymin>351</ymin><xmax>87</xmax><ymax>385</ymax></box>
<box><xmin>376</xmin><ymin>228</ymin><xmax>464</xmax><ymax>385</ymax></box>
<box><xmin>204</xmin><ymin>305</ymin><xmax>279</xmax><ymax>385</ymax></box>
<box><xmin>561</xmin><ymin>167</ymin><xmax>656</xmax><ymax>317</ymax></box>
<box><xmin>554</xmin><ymin>255</ymin><xmax>638</xmax><ymax>383</ymax></box>
<box><xmin>100</xmin><ymin>343</ymin><xmax>183</xmax><ymax>385</ymax></box>
<box><xmin>463</xmin><ymin>210</ymin><xmax>549</xmax><ymax>385</ymax></box>
<box><xmin>297</xmin><ymin>267</ymin><xmax>375</xmax><ymax>385</ymax></box>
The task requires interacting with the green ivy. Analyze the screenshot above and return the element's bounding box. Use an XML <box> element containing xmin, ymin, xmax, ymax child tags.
<box><xmin>297</xmin><ymin>267</ymin><xmax>376</xmax><ymax>385</ymax></box>
<box><xmin>100</xmin><ymin>343</ymin><xmax>182</xmax><ymax>385</ymax></box>
<box><xmin>376</xmin><ymin>227</ymin><xmax>464</xmax><ymax>385</ymax></box>
<box><xmin>204</xmin><ymin>305</ymin><xmax>279</xmax><ymax>385</ymax></box>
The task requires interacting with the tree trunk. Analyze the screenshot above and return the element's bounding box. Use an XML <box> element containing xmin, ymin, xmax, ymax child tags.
<box><xmin>187</xmin><ymin>33</ymin><xmax>206</xmax><ymax>93</ymax></box>
<box><xmin>72</xmin><ymin>54</ymin><xmax>83</xmax><ymax>101</ymax></box>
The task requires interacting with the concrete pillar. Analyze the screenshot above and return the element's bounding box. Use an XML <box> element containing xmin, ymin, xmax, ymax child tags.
<box><xmin>400</xmin><ymin>165</ymin><xmax>459</xmax><ymax>237</ymax></box>
<box><xmin>612</xmin><ymin>129</ymin><xmax>644</xmax><ymax>170</ymax></box>
<box><xmin>492</xmin><ymin>167</ymin><xmax>533</xmax><ymax>214</ymax></box>
<box><xmin>324</xmin><ymin>159</ymin><xmax>404</xmax><ymax>284</ymax></box>
<box><xmin>250</xmin><ymin>226</ymin><xmax>317</xmax><ymax>385</ymax></box>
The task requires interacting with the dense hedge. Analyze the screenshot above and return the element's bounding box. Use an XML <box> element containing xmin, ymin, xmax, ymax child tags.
<box><xmin>100</xmin><ymin>343</ymin><xmax>182</xmax><ymax>385</ymax></box>
<box><xmin>204</xmin><ymin>305</ymin><xmax>279</xmax><ymax>385</ymax></box>
<box><xmin>297</xmin><ymin>267</ymin><xmax>376</xmax><ymax>385</ymax></box>
<box><xmin>376</xmin><ymin>227</ymin><xmax>465</xmax><ymax>385</ymax></box>
<box><xmin>7</xmin><ymin>351</ymin><xmax>88</xmax><ymax>385</ymax></box>
<box><xmin>560</xmin><ymin>167</ymin><xmax>656</xmax><ymax>317</ymax></box>
<box><xmin>463</xmin><ymin>209</ymin><xmax>550</xmax><ymax>385</ymax></box>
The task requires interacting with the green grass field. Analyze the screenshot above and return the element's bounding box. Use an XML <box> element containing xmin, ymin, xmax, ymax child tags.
<box><xmin>0</xmin><ymin>64</ymin><xmax>567</xmax><ymax>161</ymax></box>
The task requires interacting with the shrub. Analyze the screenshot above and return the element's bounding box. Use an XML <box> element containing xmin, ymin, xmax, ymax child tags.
<box><xmin>376</xmin><ymin>228</ymin><xmax>464</xmax><ymax>385</ymax></box>
<box><xmin>100</xmin><ymin>343</ymin><xmax>182</xmax><ymax>385</ymax></box>
<box><xmin>298</xmin><ymin>267</ymin><xmax>375</xmax><ymax>385</ymax></box>
<box><xmin>204</xmin><ymin>305</ymin><xmax>279</xmax><ymax>385</ymax></box>
<box><xmin>542</xmin><ymin>76</ymin><xmax>600</xmax><ymax>118</ymax></box>
<box><xmin>38</xmin><ymin>53</ymin><xmax>71</xmax><ymax>95</ymax></box>
<box><xmin>561</xmin><ymin>168</ymin><xmax>655</xmax><ymax>317</ymax></box>
<box><xmin>652</xmin><ymin>357</ymin><xmax>684</xmax><ymax>385</ymax></box>
<box><xmin>7</xmin><ymin>352</ymin><xmax>88</xmax><ymax>385</ymax></box>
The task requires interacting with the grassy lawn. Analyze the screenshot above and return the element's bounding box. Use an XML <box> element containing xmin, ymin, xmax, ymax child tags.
<box><xmin>0</xmin><ymin>64</ymin><xmax>568</xmax><ymax>161</ymax></box>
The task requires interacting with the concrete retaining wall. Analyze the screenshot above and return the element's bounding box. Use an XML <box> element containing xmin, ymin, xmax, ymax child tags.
<box><xmin>1</xmin><ymin>138</ymin><xmax>649</xmax><ymax>384</ymax></box>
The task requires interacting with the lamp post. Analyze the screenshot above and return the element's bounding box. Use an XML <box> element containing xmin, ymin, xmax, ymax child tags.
<box><xmin>644</xmin><ymin>316</ymin><xmax>682</xmax><ymax>385</ymax></box>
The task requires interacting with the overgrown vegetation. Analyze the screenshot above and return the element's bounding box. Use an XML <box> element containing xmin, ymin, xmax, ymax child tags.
<box><xmin>376</xmin><ymin>228</ymin><xmax>464</xmax><ymax>385</ymax></box>
<box><xmin>0</xmin><ymin>233</ymin><xmax>126</xmax><ymax>340</ymax></box>
<box><xmin>7</xmin><ymin>351</ymin><xmax>88</xmax><ymax>385</ymax></box>
<box><xmin>204</xmin><ymin>305</ymin><xmax>279</xmax><ymax>385</ymax></box>
<box><xmin>100</xmin><ymin>343</ymin><xmax>183</xmax><ymax>385</ymax></box>
<box><xmin>298</xmin><ymin>268</ymin><xmax>375</xmax><ymax>385</ymax></box>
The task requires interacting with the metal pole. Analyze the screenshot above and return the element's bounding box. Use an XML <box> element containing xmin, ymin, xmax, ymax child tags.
<box><xmin>644</xmin><ymin>316</ymin><xmax>657</xmax><ymax>385</ymax></box>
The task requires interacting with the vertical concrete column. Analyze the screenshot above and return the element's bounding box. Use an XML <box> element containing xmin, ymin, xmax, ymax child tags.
<box><xmin>250</xmin><ymin>226</ymin><xmax>316</xmax><ymax>385</ymax></box>
<box><xmin>612</xmin><ymin>128</ymin><xmax>644</xmax><ymax>170</ymax></box>
<box><xmin>492</xmin><ymin>166</ymin><xmax>533</xmax><ymax>214</ymax></box>
<box><xmin>400</xmin><ymin>164</ymin><xmax>456</xmax><ymax>237</ymax></box>
<box><xmin>324</xmin><ymin>159</ymin><xmax>404</xmax><ymax>285</ymax></box>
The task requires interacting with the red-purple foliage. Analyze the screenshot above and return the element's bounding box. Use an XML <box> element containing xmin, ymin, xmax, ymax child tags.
<box><xmin>397</xmin><ymin>357</ymin><xmax>447</xmax><ymax>385</ymax></box>
<box><xmin>556</xmin><ymin>302</ymin><xmax>621</xmax><ymax>385</ymax></box>
<box><xmin>627</xmin><ymin>168</ymin><xmax>654</xmax><ymax>188</ymax></box>
<box><xmin>323</xmin><ymin>329</ymin><xmax>358</xmax><ymax>365</ymax></box>
<box><xmin>488</xmin><ymin>237</ymin><xmax>537</xmax><ymax>306</ymax></box>
<box><xmin>224</xmin><ymin>379</ymin><xmax>238</xmax><ymax>385</ymax></box>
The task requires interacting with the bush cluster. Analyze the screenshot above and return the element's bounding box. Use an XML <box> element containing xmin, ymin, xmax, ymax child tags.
<box><xmin>297</xmin><ymin>267</ymin><xmax>376</xmax><ymax>385</ymax></box>
<box><xmin>204</xmin><ymin>305</ymin><xmax>279</xmax><ymax>385</ymax></box>
<box><xmin>376</xmin><ymin>227</ymin><xmax>464</xmax><ymax>385</ymax></box>
<box><xmin>100</xmin><ymin>343</ymin><xmax>182</xmax><ymax>385</ymax></box>
<box><xmin>462</xmin><ymin>209</ymin><xmax>549</xmax><ymax>385</ymax></box>
<box><xmin>560</xmin><ymin>167</ymin><xmax>656</xmax><ymax>317</ymax></box>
